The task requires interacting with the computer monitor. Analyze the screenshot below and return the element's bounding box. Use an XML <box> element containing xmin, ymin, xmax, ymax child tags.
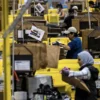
<box><xmin>17</xmin><ymin>30</ymin><xmax>37</xmax><ymax>43</ymax></box>
<box><xmin>11</xmin><ymin>55</ymin><xmax>33</xmax><ymax>72</ymax></box>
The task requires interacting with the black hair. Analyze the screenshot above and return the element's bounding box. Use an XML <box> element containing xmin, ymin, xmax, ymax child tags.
<box><xmin>89</xmin><ymin>1</ymin><xmax>94</xmax><ymax>5</ymax></box>
<box><xmin>68</xmin><ymin>9</ymin><xmax>74</xmax><ymax>14</ymax></box>
<box><xmin>56</xmin><ymin>3</ymin><xmax>63</xmax><ymax>9</ymax></box>
<box><xmin>70</xmin><ymin>32</ymin><xmax>78</xmax><ymax>37</ymax></box>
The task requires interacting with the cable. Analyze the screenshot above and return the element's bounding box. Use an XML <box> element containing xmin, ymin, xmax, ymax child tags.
<box><xmin>12</xmin><ymin>0</ymin><xmax>16</xmax><ymax>99</ymax></box>
<box><xmin>87</xmin><ymin>1</ymin><xmax>91</xmax><ymax>29</ymax></box>
<box><xmin>21</xmin><ymin>0</ymin><xmax>24</xmax><ymax>43</ymax></box>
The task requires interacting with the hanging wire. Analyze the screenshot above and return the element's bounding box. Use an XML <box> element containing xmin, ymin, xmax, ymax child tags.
<box><xmin>87</xmin><ymin>0</ymin><xmax>91</xmax><ymax>29</ymax></box>
<box><xmin>12</xmin><ymin>0</ymin><xmax>16</xmax><ymax>99</ymax></box>
<box><xmin>21</xmin><ymin>0</ymin><xmax>24</xmax><ymax>43</ymax></box>
<box><xmin>34</xmin><ymin>0</ymin><xmax>36</xmax><ymax>16</ymax></box>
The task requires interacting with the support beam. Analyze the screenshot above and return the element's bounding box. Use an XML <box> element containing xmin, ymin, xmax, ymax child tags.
<box><xmin>2</xmin><ymin>1</ymin><xmax>32</xmax><ymax>100</ymax></box>
<box><xmin>2</xmin><ymin>0</ymin><xmax>11</xmax><ymax>100</ymax></box>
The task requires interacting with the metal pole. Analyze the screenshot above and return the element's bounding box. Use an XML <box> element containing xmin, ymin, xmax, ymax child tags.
<box><xmin>2</xmin><ymin>0</ymin><xmax>11</xmax><ymax>100</ymax></box>
<box><xmin>12</xmin><ymin>0</ymin><xmax>16</xmax><ymax>99</ymax></box>
<box><xmin>87</xmin><ymin>0</ymin><xmax>91</xmax><ymax>29</ymax></box>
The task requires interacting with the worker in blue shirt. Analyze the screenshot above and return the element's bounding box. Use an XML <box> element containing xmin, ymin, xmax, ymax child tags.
<box><xmin>60</xmin><ymin>27</ymin><xmax>82</xmax><ymax>59</ymax></box>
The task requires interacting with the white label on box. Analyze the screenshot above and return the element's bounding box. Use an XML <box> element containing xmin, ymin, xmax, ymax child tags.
<box><xmin>28</xmin><ymin>25</ymin><xmax>45</xmax><ymax>41</ymax></box>
<box><xmin>15</xmin><ymin>60</ymin><xmax>30</xmax><ymax>71</ymax></box>
<box><xmin>18</xmin><ymin>30</ymin><xmax>24</xmax><ymax>38</ymax></box>
<box><xmin>35</xmin><ymin>3</ymin><xmax>45</xmax><ymax>13</ymax></box>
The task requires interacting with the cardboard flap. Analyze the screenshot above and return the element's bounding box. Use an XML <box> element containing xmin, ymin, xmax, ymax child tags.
<box><xmin>47</xmin><ymin>45</ymin><xmax>60</xmax><ymax>68</ymax></box>
<box><xmin>62</xmin><ymin>74</ymin><xmax>90</xmax><ymax>93</ymax></box>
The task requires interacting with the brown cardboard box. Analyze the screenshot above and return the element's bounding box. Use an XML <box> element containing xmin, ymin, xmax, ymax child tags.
<box><xmin>47</xmin><ymin>45</ymin><xmax>60</xmax><ymax>68</ymax></box>
<box><xmin>15</xmin><ymin>18</ymin><xmax>48</xmax><ymax>41</ymax></box>
<box><xmin>23</xmin><ymin>17</ymin><xmax>47</xmax><ymax>26</ymax></box>
<box><xmin>72</xmin><ymin>17</ymin><xmax>99</xmax><ymax>32</ymax></box>
<box><xmin>81</xmin><ymin>29</ymin><xmax>93</xmax><ymax>49</ymax></box>
<box><xmin>12</xmin><ymin>43</ymin><xmax>47</xmax><ymax>70</ymax></box>
<box><xmin>12</xmin><ymin>44</ymin><xmax>60</xmax><ymax>69</ymax></box>
<box><xmin>62</xmin><ymin>74</ymin><xmax>90</xmax><ymax>93</ymax></box>
<box><xmin>78</xmin><ymin>12</ymin><xmax>100</xmax><ymax>27</ymax></box>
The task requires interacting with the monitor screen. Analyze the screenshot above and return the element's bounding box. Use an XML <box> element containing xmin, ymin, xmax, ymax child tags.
<box><xmin>17</xmin><ymin>30</ymin><xmax>37</xmax><ymax>43</ymax></box>
<box><xmin>11</xmin><ymin>55</ymin><xmax>33</xmax><ymax>71</ymax></box>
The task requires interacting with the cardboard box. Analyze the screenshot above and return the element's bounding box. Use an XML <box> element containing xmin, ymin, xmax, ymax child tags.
<box><xmin>62</xmin><ymin>74</ymin><xmax>90</xmax><ymax>93</ymax></box>
<box><xmin>78</xmin><ymin>12</ymin><xmax>100</xmax><ymax>26</ymax></box>
<box><xmin>15</xmin><ymin>17</ymin><xmax>48</xmax><ymax>41</ymax></box>
<box><xmin>72</xmin><ymin>17</ymin><xmax>99</xmax><ymax>32</ymax></box>
<box><xmin>81</xmin><ymin>29</ymin><xmax>93</xmax><ymax>49</ymax></box>
<box><xmin>11</xmin><ymin>44</ymin><xmax>60</xmax><ymax>69</ymax></box>
<box><xmin>47</xmin><ymin>45</ymin><xmax>60</xmax><ymax>68</ymax></box>
<box><xmin>11</xmin><ymin>43</ymin><xmax>47</xmax><ymax>70</ymax></box>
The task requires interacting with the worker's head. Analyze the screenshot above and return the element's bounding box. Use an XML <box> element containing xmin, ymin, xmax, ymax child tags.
<box><xmin>72</xmin><ymin>6</ymin><xmax>78</xmax><ymax>11</ymax></box>
<box><xmin>65</xmin><ymin>27</ymin><xmax>77</xmax><ymax>40</ymax></box>
<box><xmin>89</xmin><ymin>1</ymin><xmax>94</xmax><ymax>7</ymax></box>
<box><xmin>77</xmin><ymin>51</ymin><xmax>94</xmax><ymax>66</ymax></box>
<box><xmin>56</xmin><ymin>3</ymin><xmax>63</xmax><ymax>10</ymax></box>
<box><xmin>68</xmin><ymin>9</ymin><xmax>74</xmax><ymax>15</ymax></box>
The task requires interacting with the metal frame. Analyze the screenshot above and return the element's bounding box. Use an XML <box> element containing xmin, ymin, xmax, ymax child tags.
<box><xmin>2</xmin><ymin>0</ymin><xmax>32</xmax><ymax>100</ymax></box>
<box><xmin>1</xmin><ymin>0</ymin><xmax>11</xmax><ymax>100</ymax></box>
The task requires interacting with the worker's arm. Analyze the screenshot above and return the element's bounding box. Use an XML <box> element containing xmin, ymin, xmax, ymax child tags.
<box><xmin>68</xmin><ymin>67</ymin><xmax>91</xmax><ymax>80</ymax></box>
<box><xmin>60</xmin><ymin>44</ymin><xmax>71</xmax><ymax>50</ymax></box>
<box><xmin>60</xmin><ymin>10</ymin><xmax>65</xmax><ymax>17</ymax></box>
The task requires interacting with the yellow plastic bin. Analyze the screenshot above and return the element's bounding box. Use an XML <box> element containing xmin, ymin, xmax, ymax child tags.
<box><xmin>48</xmin><ymin>14</ymin><xmax>59</xmax><ymax>24</ymax></box>
<box><xmin>48</xmin><ymin>9</ymin><xmax>58</xmax><ymax>14</ymax></box>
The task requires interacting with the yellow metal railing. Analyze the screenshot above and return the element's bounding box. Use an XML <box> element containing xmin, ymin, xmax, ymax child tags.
<box><xmin>1</xmin><ymin>0</ymin><xmax>11</xmax><ymax>100</ymax></box>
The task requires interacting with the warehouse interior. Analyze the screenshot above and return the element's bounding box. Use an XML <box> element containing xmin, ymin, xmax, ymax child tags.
<box><xmin>0</xmin><ymin>0</ymin><xmax>100</xmax><ymax>100</ymax></box>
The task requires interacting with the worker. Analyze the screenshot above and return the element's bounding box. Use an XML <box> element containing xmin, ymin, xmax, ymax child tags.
<box><xmin>72</xmin><ymin>6</ymin><xmax>78</xmax><ymax>17</ymax></box>
<box><xmin>89</xmin><ymin>1</ymin><xmax>95</xmax><ymax>8</ymax></box>
<box><xmin>61</xmin><ymin>50</ymin><xmax>99</xmax><ymax>100</ymax></box>
<box><xmin>56</xmin><ymin>3</ymin><xmax>65</xmax><ymax>18</ymax></box>
<box><xmin>89</xmin><ymin>1</ymin><xmax>100</xmax><ymax>12</ymax></box>
<box><xmin>62</xmin><ymin>9</ymin><xmax>74</xmax><ymax>29</ymax></box>
<box><xmin>60</xmin><ymin>27</ymin><xmax>82</xmax><ymax>59</ymax></box>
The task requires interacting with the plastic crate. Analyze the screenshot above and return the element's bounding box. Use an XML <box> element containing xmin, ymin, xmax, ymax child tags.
<box><xmin>48</xmin><ymin>9</ymin><xmax>58</xmax><ymax>14</ymax></box>
<box><xmin>47</xmin><ymin>14</ymin><xmax>59</xmax><ymax>24</ymax></box>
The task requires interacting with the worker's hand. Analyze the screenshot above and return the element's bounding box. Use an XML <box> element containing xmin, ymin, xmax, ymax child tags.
<box><xmin>59</xmin><ymin>43</ymin><xmax>64</xmax><ymax>47</ymax></box>
<box><xmin>60</xmin><ymin>67</ymin><xmax>70</xmax><ymax>76</ymax></box>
